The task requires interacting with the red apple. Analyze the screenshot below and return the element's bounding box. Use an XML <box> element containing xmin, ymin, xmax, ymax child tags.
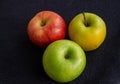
<box><xmin>27</xmin><ymin>11</ymin><xmax>66</xmax><ymax>47</ymax></box>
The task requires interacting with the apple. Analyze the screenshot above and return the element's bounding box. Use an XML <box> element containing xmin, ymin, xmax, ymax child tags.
<box><xmin>43</xmin><ymin>40</ymin><xmax>86</xmax><ymax>83</ymax></box>
<box><xmin>27</xmin><ymin>11</ymin><xmax>66</xmax><ymax>47</ymax></box>
<box><xmin>68</xmin><ymin>12</ymin><xmax>106</xmax><ymax>51</ymax></box>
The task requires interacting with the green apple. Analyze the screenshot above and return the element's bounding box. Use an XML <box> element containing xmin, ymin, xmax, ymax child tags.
<box><xmin>68</xmin><ymin>12</ymin><xmax>106</xmax><ymax>51</ymax></box>
<box><xmin>43</xmin><ymin>40</ymin><xmax>86</xmax><ymax>83</ymax></box>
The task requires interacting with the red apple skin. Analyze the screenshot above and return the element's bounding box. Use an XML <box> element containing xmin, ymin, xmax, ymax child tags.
<box><xmin>27</xmin><ymin>11</ymin><xmax>66</xmax><ymax>47</ymax></box>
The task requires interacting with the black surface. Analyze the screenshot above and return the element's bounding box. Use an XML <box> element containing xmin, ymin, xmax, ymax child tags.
<box><xmin>0</xmin><ymin>0</ymin><xmax>120</xmax><ymax>84</ymax></box>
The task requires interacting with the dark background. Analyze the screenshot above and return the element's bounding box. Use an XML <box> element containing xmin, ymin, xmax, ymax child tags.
<box><xmin>0</xmin><ymin>0</ymin><xmax>120</xmax><ymax>84</ymax></box>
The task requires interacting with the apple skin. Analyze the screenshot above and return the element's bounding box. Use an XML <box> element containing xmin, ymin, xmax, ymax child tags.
<box><xmin>43</xmin><ymin>40</ymin><xmax>86</xmax><ymax>83</ymax></box>
<box><xmin>27</xmin><ymin>11</ymin><xmax>66</xmax><ymax>47</ymax></box>
<box><xmin>68</xmin><ymin>12</ymin><xmax>106</xmax><ymax>51</ymax></box>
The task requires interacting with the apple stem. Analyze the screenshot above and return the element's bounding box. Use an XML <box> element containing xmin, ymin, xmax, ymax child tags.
<box><xmin>83</xmin><ymin>12</ymin><xmax>88</xmax><ymax>27</ymax></box>
<box><xmin>41</xmin><ymin>20</ymin><xmax>46</xmax><ymax>26</ymax></box>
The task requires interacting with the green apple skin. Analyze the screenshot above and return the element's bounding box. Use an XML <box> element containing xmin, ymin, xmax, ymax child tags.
<box><xmin>43</xmin><ymin>40</ymin><xmax>86</xmax><ymax>83</ymax></box>
<box><xmin>68</xmin><ymin>12</ymin><xmax>106</xmax><ymax>51</ymax></box>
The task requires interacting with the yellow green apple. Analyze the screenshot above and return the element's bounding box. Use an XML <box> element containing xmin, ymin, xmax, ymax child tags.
<box><xmin>68</xmin><ymin>12</ymin><xmax>106</xmax><ymax>51</ymax></box>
